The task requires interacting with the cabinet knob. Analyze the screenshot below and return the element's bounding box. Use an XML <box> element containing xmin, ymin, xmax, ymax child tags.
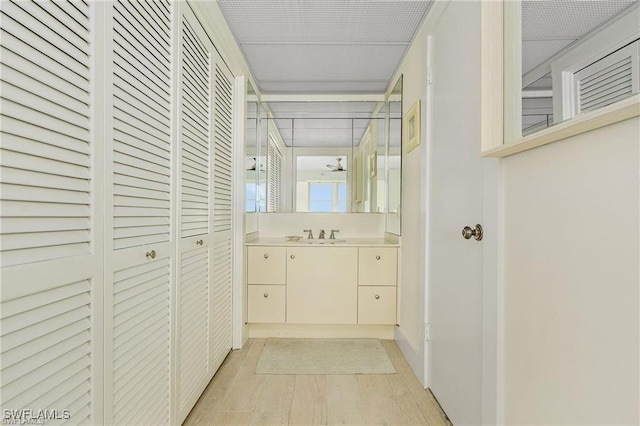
<box><xmin>290</xmin><ymin>254</ymin><xmax>295</xmax><ymax>259</ymax></box>
<box><xmin>263</xmin><ymin>293</ymin><xmax>269</xmax><ymax>298</ymax></box>
<box><xmin>146</xmin><ymin>250</ymin><xmax>156</xmax><ymax>259</ymax></box>
<box><xmin>376</xmin><ymin>255</ymin><xmax>381</xmax><ymax>260</ymax></box>
<box><xmin>375</xmin><ymin>294</ymin><xmax>380</xmax><ymax>299</ymax></box>
<box><xmin>196</xmin><ymin>239</ymin><xmax>203</xmax><ymax>246</ymax></box>
<box><xmin>264</xmin><ymin>254</ymin><xmax>269</xmax><ymax>259</ymax></box>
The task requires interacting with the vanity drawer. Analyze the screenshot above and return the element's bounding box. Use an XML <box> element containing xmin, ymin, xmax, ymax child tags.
<box><xmin>358</xmin><ymin>286</ymin><xmax>396</xmax><ymax>325</ymax></box>
<box><xmin>248</xmin><ymin>285</ymin><xmax>286</xmax><ymax>323</ymax></box>
<box><xmin>358</xmin><ymin>247</ymin><xmax>397</xmax><ymax>286</ymax></box>
<box><xmin>247</xmin><ymin>246</ymin><xmax>286</xmax><ymax>284</ymax></box>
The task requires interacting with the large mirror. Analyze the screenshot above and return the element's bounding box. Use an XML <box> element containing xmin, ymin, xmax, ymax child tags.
<box><xmin>245</xmin><ymin>82</ymin><xmax>258</xmax><ymax>213</ymax></box>
<box><xmin>259</xmin><ymin>101</ymin><xmax>401</xmax><ymax>214</ymax></box>
<box><xmin>505</xmin><ymin>1</ymin><xmax>639</xmax><ymax>142</ymax></box>
<box><xmin>244</xmin><ymin>82</ymin><xmax>268</xmax><ymax>214</ymax></box>
<box><xmin>386</xmin><ymin>76</ymin><xmax>402</xmax><ymax>235</ymax></box>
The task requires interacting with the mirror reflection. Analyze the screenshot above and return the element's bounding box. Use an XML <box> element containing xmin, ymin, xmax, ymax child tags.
<box><xmin>296</xmin><ymin>155</ymin><xmax>347</xmax><ymax>212</ymax></box>
<box><xmin>245</xmin><ymin>83</ymin><xmax>259</xmax><ymax>213</ymax></box>
<box><xmin>386</xmin><ymin>76</ymin><xmax>402</xmax><ymax>235</ymax></box>
<box><xmin>513</xmin><ymin>1</ymin><xmax>639</xmax><ymax>139</ymax></box>
<box><xmin>258</xmin><ymin>101</ymin><xmax>401</xmax><ymax>214</ymax></box>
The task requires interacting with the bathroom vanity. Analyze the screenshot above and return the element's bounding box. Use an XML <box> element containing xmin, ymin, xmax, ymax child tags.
<box><xmin>246</xmin><ymin>238</ymin><xmax>399</xmax><ymax>337</ymax></box>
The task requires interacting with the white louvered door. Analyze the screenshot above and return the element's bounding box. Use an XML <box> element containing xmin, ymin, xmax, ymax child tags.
<box><xmin>0</xmin><ymin>1</ymin><xmax>103</xmax><ymax>424</ymax></box>
<box><xmin>175</xmin><ymin>6</ymin><xmax>214</xmax><ymax>423</ymax></box>
<box><xmin>211</xmin><ymin>57</ymin><xmax>235</xmax><ymax>374</ymax></box>
<box><xmin>104</xmin><ymin>1</ymin><xmax>174</xmax><ymax>424</ymax></box>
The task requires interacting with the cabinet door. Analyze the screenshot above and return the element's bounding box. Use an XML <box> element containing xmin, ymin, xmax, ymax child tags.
<box><xmin>0</xmin><ymin>1</ymin><xmax>102</xmax><ymax>422</ymax></box>
<box><xmin>210</xmin><ymin>52</ymin><xmax>235</xmax><ymax>378</ymax></box>
<box><xmin>358</xmin><ymin>286</ymin><xmax>397</xmax><ymax>324</ymax></box>
<box><xmin>247</xmin><ymin>246</ymin><xmax>286</xmax><ymax>284</ymax></box>
<box><xmin>358</xmin><ymin>247</ymin><xmax>398</xmax><ymax>285</ymax></box>
<box><xmin>176</xmin><ymin>6</ymin><xmax>214</xmax><ymax>423</ymax></box>
<box><xmin>105</xmin><ymin>2</ymin><xmax>174</xmax><ymax>424</ymax></box>
<box><xmin>287</xmin><ymin>247</ymin><xmax>357</xmax><ymax>324</ymax></box>
<box><xmin>248</xmin><ymin>285</ymin><xmax>286</xmax><ymax>323</ymax></box>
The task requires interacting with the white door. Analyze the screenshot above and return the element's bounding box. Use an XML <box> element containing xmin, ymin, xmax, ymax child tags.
<box><xmin>210</xmin><ymin>56</ymin><xmax>234</xmax><ymax>374</ymax></box>
<box><xmin>176</xmin><ymin>5</ymin><xmax>215</xmax><ymax>423</ymax></box>
<box><xmin>104</xmin><ymin>1</ymin><xmax>174</xmax><ymax>424</ymax></box>
<box><xmin>0</xmin><ymin>1</ymin><xmax>103</xmax><ymax>423</ymax></box>
<box><xmin>426</xmin><ymin>3</ymin><xmax>488</xmax><ymax>425</ymax></box>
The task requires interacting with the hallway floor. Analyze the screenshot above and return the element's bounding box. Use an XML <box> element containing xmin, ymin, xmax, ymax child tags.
<box><xmin>184</xmin><ymin>338</ymin><xmax>451</xmax><ymax>425</ymax></box>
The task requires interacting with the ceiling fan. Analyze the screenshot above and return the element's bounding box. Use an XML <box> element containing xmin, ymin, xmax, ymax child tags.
<box><xmin>325</xmin><ymin>158</ymin><xmax>346</xmax><ymax>173</ymax></box>
<box><xmin>246</xmin><ymin>158</ymin><xmax>265</xmax><ymax>171</ymax></box>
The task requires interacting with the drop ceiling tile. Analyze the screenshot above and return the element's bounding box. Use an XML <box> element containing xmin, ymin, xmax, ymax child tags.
<box><xmin>522</xmin><ymin>39</ymin><xmax>574</xmax><ymax>74</ymax></box>
<box><xmin>522</xmin><ymin>0</ymin><xmax>636</xmax><ymax>40</ymax></box>
<box><xmin>218</xmin><ymin>0</ymin><xmax>432</xmax><ymax>44</ymax></box>
<box><xmin>243</xmin><ymin>44</ymin><xmax>406</xmax><ymax>81</ymax></box>
<box><xmin>269</xmin><ymin>102</ymin><xmax>379</xmax><ymax>118</ymax></box>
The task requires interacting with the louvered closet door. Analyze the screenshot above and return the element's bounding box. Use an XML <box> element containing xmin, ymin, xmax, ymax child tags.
<box><xmin>175</xmin><ymin>6</ymin><xmax>214</xmax><ymax>423</ymax></box>
<box><xmin>104</xmin><ymin>1</ymin><xmax>173</xmax><ymax>425</ymax></box>
<box><xmin>210</xmin><ymin>57</ymin><xmax>235</xmax><ymax>374</ymax></box>
<box><xmin>0</xmin><ymin>1</ymin><xmax>102</xmax><ymax>424</ymax></box>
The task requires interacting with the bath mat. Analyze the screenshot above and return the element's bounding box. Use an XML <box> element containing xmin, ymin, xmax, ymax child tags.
<box><xmin>255</xmin><ymin>338</ymin><xmax>396</xmax><ymax>375</ymax></box>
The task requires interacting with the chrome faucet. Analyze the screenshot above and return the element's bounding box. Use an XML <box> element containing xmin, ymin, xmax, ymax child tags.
<box><xmin>319</xmin><ymin>229</ymin><xmax>325</xmax><ymax>239</ymax></box>
<box><xmin>330</xmin><ymin>229</ymin><xmax>340</xmax><ymax>239</ymax></box>
<box><xmin>304</xmin><ymin>229</ymin><xmax>313</xmax><ymax>239</ymax></box>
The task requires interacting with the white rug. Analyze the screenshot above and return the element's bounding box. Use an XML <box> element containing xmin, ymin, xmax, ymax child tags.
<box><xmin>255</xmin><ymin>338</ymin><xmax>396</xmax><ymax>375</ymax></box>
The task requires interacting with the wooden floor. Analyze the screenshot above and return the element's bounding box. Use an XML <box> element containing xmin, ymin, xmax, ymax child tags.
<box><xmin>184</xmin><ymin>338</ymin><xmax>451</xmax><ymax>425</ymax></box>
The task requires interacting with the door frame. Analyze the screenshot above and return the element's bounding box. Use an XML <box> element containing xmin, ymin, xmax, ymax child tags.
<box><xmin>420</xmin><ymin>6</ymin><xmax>505</xmax><ymax>425</ymax></box>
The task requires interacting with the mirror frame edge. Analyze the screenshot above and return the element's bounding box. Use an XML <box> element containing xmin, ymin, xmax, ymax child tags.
<box><xmin>480</xmin><ymin>0</ymin><xmax>640</xmax><ymax>159</ymax></box>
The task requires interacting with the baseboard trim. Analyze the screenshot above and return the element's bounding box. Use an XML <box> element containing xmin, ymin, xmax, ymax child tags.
<box><xmin>248</xmin><ymin>323</ymin><xmax>395</xmax><ymax>339</ymax></box>
<box><xmin>394</xmin><ymin>326</ymin><xmax>425</xmax><ymax>387</ymax></box>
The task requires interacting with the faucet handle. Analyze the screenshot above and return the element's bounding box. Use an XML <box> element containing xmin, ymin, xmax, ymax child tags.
<box><xmin>330</xmin><ymin>229</ymin><xmax>340</xmax><ymax>239</ymax></box>
<box><xmin>304</xmin><ymin>229</ymin><xmax>313</xmax><ymax>239</ymax></box>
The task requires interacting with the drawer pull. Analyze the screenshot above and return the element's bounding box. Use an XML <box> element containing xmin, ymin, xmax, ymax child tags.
<box><xmin>264</xmin><ymin>254</ymin><xmax>269</xmax><ymax>259</ymax></box>
<box><xmin>376</xmin><ymin>255</ymin><xmax>381</xmax><ymax>260</ymax></box>
<box><xmin>375</xmin><ymin>294</ymin><xmax>380</xmax><ymax>299</ymax></box>
<box><xmin>290</xmin><ymin>254</ymin><xmax>295</xmax><ymax>259</ymax></box>
<box><xmin>146</xmin><ymin>250</ymin><xmax>156</xmax><ymax>259</ymax></box>
<box><xmin>263</xmin><ymin>293</ymin><xmax>269</xmax><ymax>298</ymax></box>
<box><xmin>196</xmin><ymin>239</ymin><xmax>203</xmax><ymax>246</ymax></box>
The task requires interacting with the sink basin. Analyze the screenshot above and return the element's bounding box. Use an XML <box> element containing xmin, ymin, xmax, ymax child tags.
<box><xmin>294</xmin><ymin>238</ymin><xmax>346</xmax><ymax>245</ymax></box>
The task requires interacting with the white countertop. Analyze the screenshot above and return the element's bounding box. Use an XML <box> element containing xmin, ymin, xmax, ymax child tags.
<box><xmin>245</xmin><ymin>237</ymin><xmax>399</xmax><ymax>247</ymax></box>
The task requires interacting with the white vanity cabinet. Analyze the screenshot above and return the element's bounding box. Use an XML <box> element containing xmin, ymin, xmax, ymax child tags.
<box><xmin>247</xmin><ymin>246</ymin><xmax>286</xmax><ymax>323</ymax></box>
<box><xmin>287</xmin><ymin>247</ymin><xmax>358</xmax><ymax>324</ymax></box>
<box><xmin>358</xmin><ymin>247</ymin><xmax>398</xmax><ymax>325</ymax></box>
<box><xmin>246</xmin><ymin>243</ymin><xmax>398</xmax><ymax>328</ymax></box>
<box><xmin>358</xmin><ymin>247</ymin><xmax>398</xmax><ymax>285</ymax></box>
<box><xmin>358</xmin><ymin>286</ymin><xmax>397</xmax><ymax>324</ymax></box>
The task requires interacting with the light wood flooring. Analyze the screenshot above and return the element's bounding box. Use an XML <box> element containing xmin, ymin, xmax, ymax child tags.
<box><xmin>184</xmin><ymin>338</ymin><xmax>451</xmax><ymax>425</ymax></box>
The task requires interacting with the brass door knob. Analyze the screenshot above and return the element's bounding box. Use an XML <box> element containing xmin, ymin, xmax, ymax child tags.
<box><xmin>146</xmin><ymin>250</ymin><xmax>157</xmax><ymax>259</ymax></box>
<box><xmin>263</xmin><ymin>293</ymin><xmax>269</xmax><ymax>298</ymax></box>
<box><xmin>376</xmin><ymin>255</ymin><xmax>381</xmax><ymax>260</ymax></box>
<box><xmin>375</xmin><ymin>294</ymin><xmax>380</xmax><ymax>299</ymax></box>
<box><xmin>462</xmin><ymin>224</ymin><xmax>483</xmax><ymax>241</ymax></box>
<box><xmin>290</xmin><ymin>254</ymin><xmax>295</xmax><ymax>259</ymax></box>
<box><xmin>196</xmin><ymin>239</ymin><xmax>203</xmax><ymax>246</ymax></box>
<box><xmin>264</xmin><ymin>254</ymin><xmax>269</xmax><ymax>259</ymax></box>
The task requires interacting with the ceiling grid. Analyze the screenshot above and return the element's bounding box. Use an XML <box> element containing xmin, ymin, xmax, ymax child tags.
<box><xmin>217</xmin><ymin>0</ymin><xmax>433</xmax><ymax>94</ymax></box>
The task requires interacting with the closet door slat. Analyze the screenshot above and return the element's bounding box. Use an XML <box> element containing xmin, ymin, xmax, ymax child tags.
<box><xmin>0</xmin><ymin>0</ymin><xmax>92</xmax><ymax>268</ymax></box>
<box><xmin>112</xmin><ymin>0</ymin><xmax>172</xmax><ymax>251</ymax></box>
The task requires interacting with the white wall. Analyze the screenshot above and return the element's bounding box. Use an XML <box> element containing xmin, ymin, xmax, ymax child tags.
<box><xmin>387</xmin><ymin>18</ymin><xmax>429</xmax><ymax>381</ymax></box>
<box><xmin>257</xmin><ymin>212</ymin><xmax>386</xmax><ymax>238</ymax></box>
<box><xmin>502</xmin><ymin>117</ymin><xmax>640</xmax><ymax>425</ymax></box>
